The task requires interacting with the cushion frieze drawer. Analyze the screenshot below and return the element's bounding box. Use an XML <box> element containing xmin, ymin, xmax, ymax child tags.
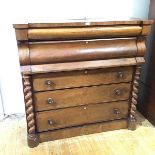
<box><xmin>36</xmin><ymin>101</ymin><xmax>129</xmax><ymax>132</ymax></box>
<box><xmin>28</xmin><ymin>38</ymin><xmax>138</xmax><ymax>65</ymax></box>
<box><xmin>32</xmin><ymin>67</ymin><xmax>133</xmax><ymax>91</ymax></box>
<box><xmin>34</xmin><ymin>83</ymin><xmax>131</xmax><ymax>111</ymax></box>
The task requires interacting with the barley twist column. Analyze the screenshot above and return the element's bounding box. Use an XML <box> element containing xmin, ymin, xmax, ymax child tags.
<box><xmin>128</xmin><ymin>66</ymin><xmax>141</xmax><ymax>130</ymax></box>
<box><xmin>22</xmin><ymin>75</ymin><xmax>39</xmax><ymax>147</ymax></box>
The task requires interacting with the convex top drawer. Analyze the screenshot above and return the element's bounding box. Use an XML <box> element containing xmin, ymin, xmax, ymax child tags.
<box><xmin>18</xmin><ymin>38</ymin><xmax>144</xmax><ymax>65</ymax></box>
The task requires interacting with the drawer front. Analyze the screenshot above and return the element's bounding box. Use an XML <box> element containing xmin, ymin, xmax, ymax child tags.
<box><xmin>34</xmin><ymin>83</ymin><xmax>131</xmax><ymax>111</ymax></box>
<box><xmin>36</xmin><ymin>101</ymin><xmax>129</xmax><ymax>132</ymax></box>
<box><xmin>32</xmin><ymin>66</ymin><xmax>133</xmax><ymax>91</ymax></box>
<box><xmin>28</xmin><ymin>26</ymin><xmax>142</xmax><ymax>41</ymax></box>
<box><xmin>29</xmin><ymin>39</ymin><xmax>137</xmax><ymax>65</ymax></box>
<box><xmin>39</xmin><ymin>119</ymin><xmax>128</xmax><ymax>142</ymax></box>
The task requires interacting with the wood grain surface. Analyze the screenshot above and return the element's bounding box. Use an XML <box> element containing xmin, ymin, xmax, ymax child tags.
<box><xmin>28</xmin><ymin>38</ymin><xmax>138</xmax><ymax>65</ymax></box>
<box><xmin>32</xmin><ymin>66</ymin><xmax>133</xmax><ymax>91</ymax></box>
<box><xmin>36</xmin><ymin>101</ymin><xmax>129</xmax><ymax>132</ymax></box>
<box><xmin>39</xmin><ymin>119</ymin><xmax>128</xmax><ymax>142</ymax></box>
<box><xmin>26</xmin><ymin>58</ymin><xmax>139</xmax><ymax>74</ymax></box>
<box><xmin>34</xmin><ymin>83</ymin><xmax>131</xmax><ymax>111</ymax></box>
<box><xmin>13</xmin><ymin>19</ymin><xmax>153</xmax><ymax>28</ymax></box>
<box><xmin>28</xmin><ymin>26</ymin><xmax>142</xmax><ymax>41</ymax></box>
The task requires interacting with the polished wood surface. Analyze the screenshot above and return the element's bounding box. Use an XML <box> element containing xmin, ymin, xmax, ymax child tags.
<box><xmin>36</xmin><ymin>101</ymin><xmax>129</xmax><ymax>132</ymax></box>
<box><xmin>28</xmin><ymin>26</ymin><xmax>142</xmax><ymax>41</ymax></box>
<box><xmin>28</xmin><ymin>38</ymin><xmax>137</xmax><ymax>65</ymax></box>
<box><xmin>39</xmin><ymin>119</ymin><xmax>128</xmax><ymax>142</ymax></box>
<box><xmin>14</xmin><ymin>20</ymin><xmax>152</xmax><ymax>41</ymax></box>
<box><xmin>19</xmin><ymin>38</ymin><xmax>146</xmax><ymax>66</ymax></box>
<box><xmin>22</xmin><ymin>58</ymin><xmax>143</xmax><ymax>74</ymax></box>
<box><xmin>32</xmin><ymin>66</ymin><xmax>133</xmax><ymax>91</ymax></box>
<box><xmin>18</xmin><ymin>43</ymin><xmax>30</xmax><ymax>65</ymax></box>
<box><xmin>13</xmin><ymin>19</ymin><xmax>153</xmax><ymax>28</ymax></box>
<box><xmin>22</xmin><ymin>75</ymin><xmax>39</xmax><ymax>147</ymax></box>
<box><xmin>13</xmin><ymin>19</ymin><xmax>152</xmax><ymax>147</ymax></box>
<box><xmin>34</xmin><ymin>83</ymin><xmax>131</xmax><ymax>111</ymax></box>
<box><xmin>129</xmin><ymin>66</ymin><xmax>141</xmax><ymax>130</ymax></box>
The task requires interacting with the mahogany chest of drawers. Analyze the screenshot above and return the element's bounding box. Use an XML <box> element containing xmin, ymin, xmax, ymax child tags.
<box><xmin>13</xmin><ymin>19</ymin><xmax>152</xmax><ymax>147</ymax></box>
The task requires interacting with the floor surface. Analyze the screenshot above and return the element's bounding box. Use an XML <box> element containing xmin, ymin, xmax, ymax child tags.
<box><xmin>0</xmin><ymin>112</ymin><xmax>154</xmax><ymax>155</ymax></box>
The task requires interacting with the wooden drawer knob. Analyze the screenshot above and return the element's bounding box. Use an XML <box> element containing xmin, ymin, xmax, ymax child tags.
<box><xmin>117</xmin><ymin>72</ymin><xmax>124</xmax><ymax>79</ymax></box>
<box><xmin>113</xmin><ymin>108</ymin><xmax>121</xmax><ymax>115</ymax></box>
<box><xmin>48</xmin><ymin>119</ymin><xmax>54</xmax><ymax>125</ymax></box>
<box><xmin>114</xmin><ymin>89</ymin><xmax>122</xmax><ymax>95</ymax></box>
<box><xmin>45</xmin><ymin>80</ymin><xmax>53</xmax><ymax>86</ymax></box>
<box><xmin>47</xmin><ymin>98</ymin><xmax>54</xmax><ymax>104</ymax></box>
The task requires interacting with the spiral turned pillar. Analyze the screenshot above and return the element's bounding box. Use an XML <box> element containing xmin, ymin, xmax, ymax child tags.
<box><xmin>128</xmin><ymin>66</ymin><xmax>141</xmax><ymax>130</ymax></box>
<box><xmin>22</xmin><ymin>75</ymin><xmax>39</xmax><ymax>147</ymax></box>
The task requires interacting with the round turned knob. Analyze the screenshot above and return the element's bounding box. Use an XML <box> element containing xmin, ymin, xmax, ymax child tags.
<box><xmin>114</xmin><ymin>89</ymin><xmax>122</xmax><ymax>96</ymax></box>
<box><xmin>83</xmin><ymin>106</ymin><xmax>87</xmax><ymax>110</ymax></box>
<box><xmin>45</xmin><ymin>80</ymin><xmax>53</xmax><ymax>86</ymax></box>
<box><xmin>113</xmin><ymin>108</ymin><xmax>121</xmax><ymax>115</ymax></box>
<box><xmin>48</xmin><ymin>119</ymin><xmax>54</xmax><ymax>125</ymax></box>
<box><xmin>47</xmin><ymin>98</ymin><xmax>54</xmax><ymax>104</ymax></box>
<box><xmin>84</xmin><ymin>70</ymin><xmax>88</xmax><ymax>74</ymax></box>
<box><xmin>117</xmin><ymin>72</ymin><xmax>123</xmax><ymax>79</ymax></box>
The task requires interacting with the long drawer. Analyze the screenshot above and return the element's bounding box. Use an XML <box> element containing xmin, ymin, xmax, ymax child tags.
<box><xmin>36</xmin><ymin>101</ymin><xmax>129</xmax><ymax>132</ymax></box>
<box><xmin>32</xmin><ymin>66</ymin><xmax>133</xmax><ymax>91</ymax></box>
<box><xmin>34</xmin><ymin>83</ymin><xmax>131</xmax><ymax>111</ymax></box>
<box><xmin>27</xmin><ymin>25</ymin><xmax>142</xmax><ymax>41</ymax></box>
<box><xmin>28</xmin><ymin>39</ymin><xmax>137</xmax><ymax>65</ymax></box>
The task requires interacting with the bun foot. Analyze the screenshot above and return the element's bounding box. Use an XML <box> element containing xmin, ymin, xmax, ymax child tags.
<box><xmin>128</xmin><ymin>118</ymin><xmax>136</xmax><ymax>130</ymax></box>
<box><xmin>27</xmin><ymin>134</ymin><xmax>39</xmax><ymax>148</ymax></box>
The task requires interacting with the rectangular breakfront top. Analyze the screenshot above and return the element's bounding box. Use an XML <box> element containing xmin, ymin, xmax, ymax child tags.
<box><xmin>13</xmin><ymin>18</ymin><xmax>153</xmax><ymax>28</ymax></box>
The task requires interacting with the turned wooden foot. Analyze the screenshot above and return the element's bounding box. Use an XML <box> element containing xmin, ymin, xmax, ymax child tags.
<box><xmin>27</xmin><ymin>134</ymin><xmax>39</xmax><ymax>148</ymax></box>
<box><xmin>128</xmin><ymin>118</ymin><xmax>136</xmax><ymax>130</ymax></box>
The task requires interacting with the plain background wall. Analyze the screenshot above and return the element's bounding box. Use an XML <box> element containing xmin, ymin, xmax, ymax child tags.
<box><xmin>0</xmin><ymin>89</ymin><xmax>4</xmax><ymax>119</ymax></box>
<box><xmin>0</xmin><ymin>0</ymin><xmax>150</xmax><ymax>115</ymax></box>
